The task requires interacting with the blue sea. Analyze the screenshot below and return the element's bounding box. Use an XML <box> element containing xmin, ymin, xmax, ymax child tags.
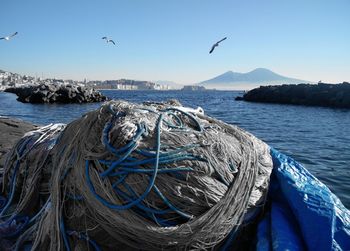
<box><xmin>1</xmin><ymin>90</ymin><xmax>349</xmax><ymax>208</ymax></box>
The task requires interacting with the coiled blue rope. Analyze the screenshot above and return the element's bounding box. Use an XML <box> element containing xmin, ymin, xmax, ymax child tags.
<box><xmin>85</xmin><ymin>113</ymin><xmax>163</xmax><ymax>210</ymax></box>
<box><xmin>85</xmin><ymin>106</ymin><xmax>204</xmax><ymax>225</ymax></box>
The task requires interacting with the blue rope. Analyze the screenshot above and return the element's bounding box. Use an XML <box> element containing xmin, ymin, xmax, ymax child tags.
<box><xmin>99</xmin><ymin>143</ymin><xmax>140</xmax><ymax>177</ymax></box>
<box><xmin>84</xmin><ymin>106</ymin><xmax>205</xmax><ymax>226</ymax></box>
<box><xmin>164</xmin><ymin>107</ymin><xmax>203</xmax><ymax>132</ymax></box>
<box><xmin>112</xmin><ymin>174</ymin><xmax>128</xmax><ymax>188</ymax></box>
<box><xmin>106</xmin><ymin>104</ymin><xmax>127</xmax><ymax>117</ymax></box>
<box><xmin>66</xmin><ymin>193</ymin><xmax>84</xmax><ymax>201</ymax></box>
<box><xmin>0</xmin><ymin>162</ymin><xmax>19</xmax><ymax>218</ymax></box>
<box><xmin>135</xmin><ymin>143</ymin><xmax>199</xmax><ymax>158</ymax></box>
<box><xmin>13</xmin><ymin>224</ymin><xmax>37</xmax><ymax>251</ymax></box>
<box><xmin>28</xmin><ymin>197</ymin><xmax>51</xmax><ymax>224</ymax></box>
<box><xmin>110</xmin><ymin>167</ymin><xmax>193</xmax><ymax>175</ymax></box>
<box><xmin>153</xmin><ymin>185</ymin><xmax>193</xmax><ymax>219</ymax></box>
<box><xmin>102</xmin><ymin>119</ymin><xmax>146</xmax><ymax>158</ymax></box>
<box><xmin>0</xmin><ymin>215</ymin><xmax>29</xmax><ymax>238</ymax></box>
<box><xmin>123</xmin><ymin>182</ymin><xmax>190</xmax><ymax>219</ymax></box>
<box><xmin>100</xmin><ymin>154</ymin><xmax>200</xmax><ymax>170</ymax></box>
<box><xmin>66</xmin><ymin>230</ymin><xmax>102</xmax><ymax>251</ymax></box>
<box><xmin>0</xmin><ymin>136</ymin><xmax>32</xmax><ymax>218</ymax></box>
<box><xmin>60</xmin><ymin>217</ymin><xmax>71</xmax><ymax>251</ymax></box>
<box><xmin>85</xmin><ymin>114</ymin><xmax>163</xmax><ymax>210</ymax></box>
<box><xmin>0</xmin><ymin>196</ymin><xmax>6</xmax><ymax>209</ymax></box>
<box><xmin>113</xmin><ymin>184</ymin><xmax>172</xmax><ymax>215</ymax></box>
<box><xmin>99</xmin><ymin>122</ymin><xmax>147</xmax><ymax>177</ymax></box>
<box><xmin>113</xmin><ymin>153</ymin><xmax>199</xmax><ymax>167</ymax></box>
<box><xmin>113</xmin><ymin>183</ymin><xmax>186</xmax><ymax>226</ymax></box>
<box><xmin>162</xmin><ymin>111</ymin><xmax>183</xmax><ymax>129</ymax></box>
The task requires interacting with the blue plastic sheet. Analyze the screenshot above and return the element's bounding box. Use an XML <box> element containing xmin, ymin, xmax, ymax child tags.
<box><xmin>257</xmin><ymin>148</ymin><xmax>350</xmax><ymax>250</ymax></box>
<box><xmin>256</xmin><ymin>210</ymin><xmax>271</xmax><ymax>251</ymax></box>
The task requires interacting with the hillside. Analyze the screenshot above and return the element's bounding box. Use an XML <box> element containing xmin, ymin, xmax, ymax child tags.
<box><xmin>199</xmin><ymin>68</ymin><xmax>307</xmax><ymax>90</ymax></box>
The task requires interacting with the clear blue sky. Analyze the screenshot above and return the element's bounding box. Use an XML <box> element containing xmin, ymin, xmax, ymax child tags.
<box><xmin>1</xmin><ymin>0</ymin><xmax>349</xmax><ymax>84</ymax></box>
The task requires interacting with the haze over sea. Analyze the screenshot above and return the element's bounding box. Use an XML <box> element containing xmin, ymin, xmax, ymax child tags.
<box><xmin>1</xmin><ymin>90</ymin><xmax>349</xmax><ymax>208</ymax></box>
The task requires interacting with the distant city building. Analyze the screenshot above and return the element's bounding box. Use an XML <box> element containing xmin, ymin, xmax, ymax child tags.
<box><xmin>0</xmin><ymin>70</ymin><xmax>171</xmax><ymax>91</ymax></box>
<box><xmin>86</xmin><ymin>79</ymin><xmax>170</xmax><ymax>90</ymax></box>
<box><xmin>181</xmin><ymin>85</ymin><xmax>206</xmax><ymax>91</ymax></box>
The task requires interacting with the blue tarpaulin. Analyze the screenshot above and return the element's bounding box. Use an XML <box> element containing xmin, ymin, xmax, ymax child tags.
<box><xmin>257</xmin><ymin>148</ymin><xmax>350</xmax><ymax>250</ymax></box>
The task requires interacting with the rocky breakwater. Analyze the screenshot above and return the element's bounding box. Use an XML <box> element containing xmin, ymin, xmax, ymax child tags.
<box><xmin>236</xmin><ymin>82</ymin><xmax>350</xmax><ymax>108</ymax></box>
<box><xmin>5</xmin><ymin>83</ymin><xmax>107</xmax><ymax>103</ymax></box>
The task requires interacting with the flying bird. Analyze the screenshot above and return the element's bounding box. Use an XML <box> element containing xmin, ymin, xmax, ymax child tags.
<box><xmin>209</xmin><ymin>37</ymin><xmax>227</xmax><ymax>54</ymax></box>
<box><xmin>0</xmin><ymin>32</ymin><xmax>18</xmax><ymax>41</ymax></box>
<box><xmin>102</xmin><ymin>37</ymin><xmax>115</xmax><ymax>45</ymax></box>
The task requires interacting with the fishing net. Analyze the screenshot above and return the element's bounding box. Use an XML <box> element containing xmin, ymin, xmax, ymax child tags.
<box><xmin>0</xmin><ymin>100</ymin><xmax>272</xmax><ymax>250</ymax></box>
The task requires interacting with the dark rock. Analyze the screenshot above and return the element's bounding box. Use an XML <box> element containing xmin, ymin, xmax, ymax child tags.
<box><xmin>235</xmin><ymin>96</ymin><xmax>244</xmax><ymax>101</ymax></box>
<box><xmin>4</xmin><ymin>84</ymin><xmax>107</xmax><ymax>104</ymax></box>
<box><xmin>0</xmin><ymin>117</ymin><xmax>37</xmax><ymax>168</ymax></box>
<box><xmin>241</xmin><ymin>82</ymin><xmax>350</xmax><ymax>108</ymax></box>
<box><xmin>29</xmin><ymin>90</ymin><xmax>48</xmax><ymax>103</ymax></box>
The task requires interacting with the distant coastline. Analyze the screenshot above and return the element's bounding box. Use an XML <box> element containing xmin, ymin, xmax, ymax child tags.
<box><xmin>1</xmin><ymin>68</ymin><xmax>315</xmax><ymax>92</ymax></box>
<box><xmin>0</xmin><ymin>69</ymin><xmax>174</xmax><ymax>91</ymax></box>
<box><xmin>93</xmin><ymin>86</ymin><xmax>185</xmax><ymax>91</ymax></box>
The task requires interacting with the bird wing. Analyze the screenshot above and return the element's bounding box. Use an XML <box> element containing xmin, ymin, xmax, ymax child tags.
<box><xmin>0</xmin><ymin>37</ymin><xmax>4</xmax><ymax>40</ymax></box>
<box><xmin>209</xmin><ymin>44</ymin><xmax>216</xmax><ymax>54</ymax></box>
<box><xmin>10</xmin><ymin>32</ymin><xmax>18</xmax><ymax>38</ymax></box>
<box><xmin>217</xmin><ymin>37</ymin><xmax>227</xmax><ymax>44</ymax></box>
<box><xmin>102</xmin><ymin>37</ymin><xmax>107</xmax><ymax>40</ymax></box>
<box><xmin>110</xmin><ymin>40</ymin><xmax>115</xmax><ymax>45</ymax></box>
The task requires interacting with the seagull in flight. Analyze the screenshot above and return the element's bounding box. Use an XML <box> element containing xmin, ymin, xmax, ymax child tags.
<box><xmin>102</xmin><ymin>36</ymin><xmax>115</xmax><ymax>45</ymax></box>
<box><xmin>0</xmin><ymin>32</ymin><xmax>18</xmax><ymax>41</ymax></box>
<box><xmin>209</xmin><ymin>37</ymin><xmax>227</xmax><ymax>54</ymax></box>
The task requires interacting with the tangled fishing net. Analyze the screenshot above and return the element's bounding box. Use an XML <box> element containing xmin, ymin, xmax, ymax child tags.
<box><xmin>0</xmin><ymin>100</ymin><xmax>272</xmax><ymax>250</ymax></box>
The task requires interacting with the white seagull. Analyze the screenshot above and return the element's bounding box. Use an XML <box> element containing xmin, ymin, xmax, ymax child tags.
<box><xmin>0</xmin><ymin>32</ymin><xmax>18</xmax><ymax>41</ymax></box>
<box><xmin>209</xmin><ymin>37</ymin><xmax>227</xmax><ymax>54</ymax></box>
<box><xmin>102</xmin><ymin>36</ymin><xmax>115</xmax><ymax>45</ymax></box>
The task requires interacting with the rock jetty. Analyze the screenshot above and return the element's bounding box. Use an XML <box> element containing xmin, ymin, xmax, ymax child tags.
<box><xmin>236</xmin><ymin>82</ymin><xmax>350</xmax><ymax>108</ymax></box>
<box><xmin>5</xmin><ymin>83</ymin><xmax>107</xmax><ymax>103</ymax></box>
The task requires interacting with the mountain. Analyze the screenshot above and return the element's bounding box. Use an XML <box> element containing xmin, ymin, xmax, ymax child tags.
<box><xmin>199</xmin><ymin>68</ymin><xmax>308</xmax><ymax>90</ymax></box>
